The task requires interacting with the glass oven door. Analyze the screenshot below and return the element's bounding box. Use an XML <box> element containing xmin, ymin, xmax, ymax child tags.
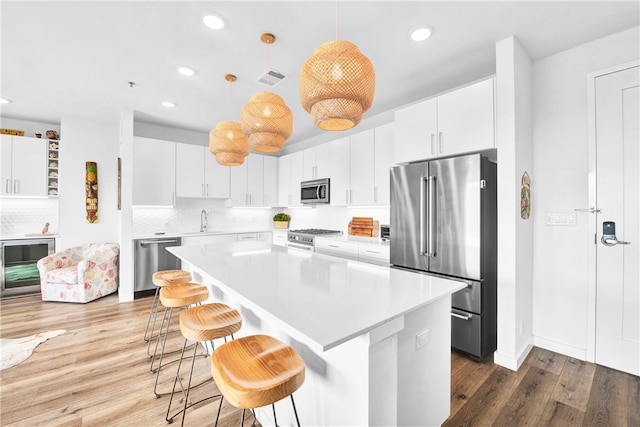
<box><xmin>1</xmin><ymin>238</ymin><xmax>55</xmax><ymax>297</ymax></box>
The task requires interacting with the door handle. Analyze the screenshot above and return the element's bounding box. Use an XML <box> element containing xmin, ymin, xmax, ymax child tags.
<box><xmin>575</xmin><ymin>207</ymin><xmax>601</xmax><ymax>213</ymax></box>
<box><xmin>601</xmin><ymin>236</ymin><xmax>631</xmax><ymax>246</ymax></box>
<box><xmin>426</xmin><ymin>175</ymin><xmax>436</xmax><ymax>257</ymax></box>
<box><xmin>5</xmin><ymin>179</ymin><xmax>11</xmax><ymax>194</ymax></box>
<box><xmin>430</xmin><ymin>134</ymin><xmax>435</xmax><ymax>155</ymax></box>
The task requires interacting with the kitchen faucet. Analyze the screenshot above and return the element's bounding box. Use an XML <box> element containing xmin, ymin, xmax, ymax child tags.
<box><xmin>200</xmin><ymin>209</ymin><xmax>208</xmax><ymax>232</ymax></box>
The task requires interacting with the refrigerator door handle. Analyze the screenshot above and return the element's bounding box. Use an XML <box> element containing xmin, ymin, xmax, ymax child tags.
<box><xmin>426</xmin><ymin>175</ymin><xmax>437</xmax><ymax>257</ymax></box>
<box><xmin>420</xmin><ymin>175</ymin><xmax>427</xmax><ymax>256</ymax></box>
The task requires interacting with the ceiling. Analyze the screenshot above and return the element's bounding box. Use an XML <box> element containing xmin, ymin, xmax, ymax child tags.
<box><xmin>1</xmin><ymin>1</ymin><xmax>638</xmax><ymax>152</ymax></box>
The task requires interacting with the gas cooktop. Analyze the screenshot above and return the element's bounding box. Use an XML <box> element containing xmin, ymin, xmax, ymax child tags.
<box><xmin>289</xmin><ymin>229</ymin><xmax>342</xmax><ymax>235</ymax></box>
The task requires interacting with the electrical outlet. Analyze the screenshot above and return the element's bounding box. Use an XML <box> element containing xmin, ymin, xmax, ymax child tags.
<box><xmin>416</xmin><ymin>329</ymin><xmax>431</xmax><ymax>349</ymax></box>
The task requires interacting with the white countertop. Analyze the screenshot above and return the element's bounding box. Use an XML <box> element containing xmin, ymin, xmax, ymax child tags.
<box><xmin>316</xmin><ymin>234</ymin><xmax>390</xmax><ymax>246</ymax></box>
<box><xmin>168</xmin><ymin>241</ymin><xmax>465</xmax><ymax>352</ymax></box>
<box><xmin>132</xmin><ymin>229</ymin><xmax>273</xmax><ymax>240</ymax></box>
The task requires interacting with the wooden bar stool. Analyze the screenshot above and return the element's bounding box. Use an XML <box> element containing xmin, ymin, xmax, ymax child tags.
<box><xmin>210</xmin><ymin>334</ymin><xmax>306</xmax><ymax>427</ymax></box>
<box><xmin>165</xmin><ymin>303</ymin><xmax>242</xmax><ymax>426</ymax></box>
<box><xmin>152</xmin><ymin>282</ymin><xmax>209</xmax><ymax>397</ymax></box>
<box><xmin>144</xmin><ymin>270</ymin><xmax>192</xmax><ymax>356</ymax></box>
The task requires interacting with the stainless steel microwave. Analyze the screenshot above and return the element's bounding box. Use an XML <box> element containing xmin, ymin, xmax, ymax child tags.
<box><xmin>300</xmin><ymin>178</ymin><xmax>330</xmax><ymax>204</ymax></box>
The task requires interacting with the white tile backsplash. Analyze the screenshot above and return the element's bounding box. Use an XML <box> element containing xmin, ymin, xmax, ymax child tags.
<box><xmin>0</xmin><ymin>198</ymin><xmax>60</xmax><ymax>237</ymax></box>
<box><xmin>132</xmin><ymin>198</ymin><xmax>276</xmax><ymax>235</ymax></box>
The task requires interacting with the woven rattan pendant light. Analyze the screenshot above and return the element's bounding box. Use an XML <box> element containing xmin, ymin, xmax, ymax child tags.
<box><xmin>299</xmin><ymin>3</ymin><xmax>375</xmax><ymax>131</ymax></box>
<box><xmin>209</xmin><ymin>74</ymin><xmax>249</xmax><ymax>166</ymax></box>
<box><xmin>241</xmin><ymin>33</ymin><xmax>293</xmax><ymax>153</ymax></box>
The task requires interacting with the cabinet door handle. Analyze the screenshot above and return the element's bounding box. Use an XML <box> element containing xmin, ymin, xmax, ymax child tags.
<box><xmin>5</xmin><ymin>179</ymin><xmax>11</xmax><ymax>194</ymax></box>
<box><xmin>346</xmin><ymin>189</ymin><xmax>349</xmax><ymax>204</ymax></box>
<box><xmin>14</xmin><ymin>180</ymin><xmax>19</xmax><ymax>194</ymax></box>
<box><xmin>350</xmin><ymin>189</ymin><xmax>353</xmax><ymax>204</ymax></box>
<box><xmin>288</xmin><ymin>194</ymin><xmax>292</xmax><ymax>206</ymax></box>
<box><xmin>202</xmin><ymin>184</ymin><xmax>205</xmax><ymax>196</ymax></box>
<box><xmin>438</xmin><ymin>132</ymin><xmax>443</xmax><ymax>153</ymax></box>
<box><xmin>365</xmin><ymin>249</ymin><xmax>381</xmax><ymax>254</ymax></box>
<box><xmin>430</xmin><ymin>133</ymin><xmax>435</xmax><ymax>155</ymax></box>
<box><xmin>206</xmin><ymin>184</ymin><xmax>209</xmax><ymax>197</ymax></box>
<box><xmin>328</xmin><ymin>244</ymin><xmax>340</xmax><ymax>248</ymax></box>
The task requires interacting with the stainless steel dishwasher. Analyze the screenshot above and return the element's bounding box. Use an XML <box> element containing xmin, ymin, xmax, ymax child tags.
<box><xmin>134</xmin><ymin>237</ymin><xmax>182</xmax><ymax>294</ymax></box>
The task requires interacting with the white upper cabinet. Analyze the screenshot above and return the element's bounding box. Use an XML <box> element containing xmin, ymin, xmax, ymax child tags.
<box><xmin>176</xmin><ymin>143</ymin><xmax>230</xmax><ymax>199</ymax></box>
<box><xmin>374</xmin><ymin>123</ymin><xmax>395</xmax><ymax>205</ymax></box>
<box><xmin>277</xmin><ymin>151</ymin><xmax>303</xmax><ymax>207</ymax></box>
<box><xmin>0</xmin><ymin>135</ymin><xmax>48</xmax><ymax>197</ymax></box>
<box><xmin>203</xmin><ymin>149</ymin><xmax>230</xmax><ymax>199</ymax></box>
<box><xmin>394</xmin><ymin>77</ymin><xmax>495</xmax><ymax>164</ymax></box>
<box><xmin>436</xmin><ymin>78</ymin><xmax>495</xmax><ymax>156</ymax></box>
<box><xmin>277</xmin><ymin>153</ymin><xmax>292</xmax><ymax>206</ymax></box>
<box><xmin>262</xmin><ymin>156</ymin><xmax>277</xmax><ymax>207</ymax></box>
<box><xmin>303</xmin><ymin>145</ymin><xmax>331</xmax><ymax>180</ymax></box>
<box><xmin>229</xmin><ymin>155</ymin><xmax>273</xmax><ymax>207</ymax></box>
<box><xmin>394</xmin><ymin>97</ymin><xmax>437</xmax><ymax>164</ymax></box>
<box><xmin>328</xmin><ymin>137</ymin><xmax>350</xmax><ymax>206</ymax></box>
<box><xmin>175</xmin><ymin>143</ymin><xmax>202</xmax><ymax>198</ymax></box>
<box><xmin>349</xmin><ymin>129</ymin><xmax>375</xmax><ymax>206</ymax></box>
<box><xmin>133</xmin><ymin>137</ymin><xmax>176</xmax><ymax>206</ymax></box>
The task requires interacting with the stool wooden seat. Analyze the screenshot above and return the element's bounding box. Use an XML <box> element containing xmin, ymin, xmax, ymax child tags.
<box><xmin>211</xmin><ymin>334</ymin><xmax>305</xmax><ymax>426</ymax></box>
<box><xmin>152</xmin><ymin>282</ymin><xmax>209</xmax><ymax>397</ymax></box>
<box><xmin>144</xmin><ymin>270</ymin><xmax>192</xmax><ymax>348</ymax></box>
<box><xmin>166</xmin><ymin>303</ymin><xmax>242</xmax><ymax>426</ymax></box>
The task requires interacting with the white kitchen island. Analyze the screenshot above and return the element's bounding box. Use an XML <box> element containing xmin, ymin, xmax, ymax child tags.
<box><xmin>168</xmin><ymin>241</ymin><xmax>465</xmax><ymax>427</ymax></box>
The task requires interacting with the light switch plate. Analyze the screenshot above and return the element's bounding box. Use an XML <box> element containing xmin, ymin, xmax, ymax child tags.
<box><xmin>546</xmin><ymin>212</ymin><xmax>577</xmax><ymax>226</ymax></box>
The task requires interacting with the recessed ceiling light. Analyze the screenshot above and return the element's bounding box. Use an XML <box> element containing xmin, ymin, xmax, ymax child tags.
<box><xmin>178</xmin><ymin>67</ymin><xmax>196</xmax><ymax>77</ymax></box>
<box><xmin>203</xmin><ymin>14</ymin><xmax>225</xmax><ymax>30</ymax></box>
<box><xmin>162</xmin><ymin>101</ymin><xmax>176</xmax><ymax>108</ymax></box>
<box><xmin>0</xmin><ymin>98</ymin><xmax>11</xmax><ymax>104</ymax></box>
<box><xmin>411</xmin><ymin>26</ymin><xmax>433</xmax><ymax>42</ymax></box>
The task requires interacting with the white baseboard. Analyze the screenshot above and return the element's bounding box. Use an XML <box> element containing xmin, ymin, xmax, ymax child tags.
<box><xmin>533</xmin><ymin>336</ymin><xmax>588</xmax><ymax>361</ymax></box>
<box><xmin>494</xmin><ymin>342</ymin><xmax>533</xmax><ymax>371</ymax></box>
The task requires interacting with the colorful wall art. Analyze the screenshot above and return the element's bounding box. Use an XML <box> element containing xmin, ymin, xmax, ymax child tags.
<box><xmin>86</xmin><ymin>161</ymin><xmax>98</xmax><ymax>223</ymax></box>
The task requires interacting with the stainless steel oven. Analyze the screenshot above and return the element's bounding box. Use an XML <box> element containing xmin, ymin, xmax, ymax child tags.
<box><xmin>287</xmin><ymin>229</ymin><xmax>342</xmax><ymax>252</ymax></box>
<box><xmin>1</xmin><ymin>238</ymin><xmax>55</xmax><ymax>297</ymax></box>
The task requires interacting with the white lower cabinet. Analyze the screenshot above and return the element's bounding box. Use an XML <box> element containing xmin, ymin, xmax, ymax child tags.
<box><xmin>182</xmin><ymin>233</ymin><xmax>237</xmax><ymax>246</ymax></box>
<box><xmin>315</xmin><ymin>237</ymin><xmax>390</xmax><ymax>266</ymax></box>
<box><xmin>236</xmin><ymin>232</ymin><xmax>272</xmax><ymax>243</ymax></box>
<box><xmin>272</xmin><ymin>230</ymin><xmax>288</xmax><ymax>247</ymax></box>
<box><xmin>315</xmin><ymin>238</ymin><xmax>359</xmax><ymax>261</ymax></box>
<box><xmin>357</xmin><ymin>243</ymin><xmax>391</xmax><ymax>266</ymax></box>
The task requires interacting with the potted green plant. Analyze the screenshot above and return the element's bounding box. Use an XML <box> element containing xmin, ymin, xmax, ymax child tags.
<box><xmin>273</xmin><ymin>212</ymin><xmax>291</xmax><ymax>229</ymax></box>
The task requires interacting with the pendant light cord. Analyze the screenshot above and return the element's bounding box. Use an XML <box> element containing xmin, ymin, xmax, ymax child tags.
<box><xmin>335</xmin><ymin>0</ymin><xmax>339</xmax><ymax>40</ymax></box>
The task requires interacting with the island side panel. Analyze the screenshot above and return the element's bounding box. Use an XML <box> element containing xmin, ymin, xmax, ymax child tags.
<box><xmin>397</xmin><ymin>295</ymin><xmax>453</xmax><ymax>426</ymax></box>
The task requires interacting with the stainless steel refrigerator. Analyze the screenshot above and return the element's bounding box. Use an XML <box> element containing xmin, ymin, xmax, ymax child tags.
<box><xmin>390</xmin><ymin>153</ymin><xmax>497</xmax><ymax>360</ymax></box>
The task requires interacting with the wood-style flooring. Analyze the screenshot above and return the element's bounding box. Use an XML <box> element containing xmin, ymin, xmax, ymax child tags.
<box><xmin>1</xmin><ymin>293</ymin><xmax>638</xmax><ymax>426</ymax></box>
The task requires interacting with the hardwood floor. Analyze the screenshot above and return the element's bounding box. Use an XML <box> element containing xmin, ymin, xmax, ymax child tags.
<box><xmin>444</xmin><ymin>346</ymin><xmax>640</xmax><ymax>426</ymax></box>
<box><xmin>1</xmin><ymin>293</ymin><xmax>638</xmax><ymax>426</ymax></box>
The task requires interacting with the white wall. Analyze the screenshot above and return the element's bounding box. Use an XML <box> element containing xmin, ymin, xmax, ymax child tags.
<box><xmin>531</xmin><ymin>26</ymin><xmax>640</xmax><ymax>358</ymax></box>
<box><xmin>58</xmin><ymin>117</ymin><xmax>120</xmax><ymax>249</ymax></box>
<box><xmin>494</xmin><ymin>37</ymin><xmax>534</xmax><ymax>370</ymax></box>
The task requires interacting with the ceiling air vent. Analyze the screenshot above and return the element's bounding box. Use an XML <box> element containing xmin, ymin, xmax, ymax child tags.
<box><xmin>257</xmin><ymin>68</ymin><xmax>288</xmax><ymax>87</ymax></box>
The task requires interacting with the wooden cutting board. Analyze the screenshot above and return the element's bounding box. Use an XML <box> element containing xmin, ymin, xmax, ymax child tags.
<box><xmin>348</xmin><ymin>217</ymin><xmax>379</xmax><ymax>237</ymax></box>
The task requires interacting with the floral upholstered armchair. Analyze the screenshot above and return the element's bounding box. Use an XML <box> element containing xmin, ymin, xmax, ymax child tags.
<box><xmin>37</xmin><ymin>243</ymin><xmax>119</xmax><ymax>303</ymax></box>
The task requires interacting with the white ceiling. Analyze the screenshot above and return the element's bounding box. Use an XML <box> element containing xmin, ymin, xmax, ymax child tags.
<box><xmin>1</xmin><ymin>1</ymin><xmax>638</xmax><ymax>152</ymax></box>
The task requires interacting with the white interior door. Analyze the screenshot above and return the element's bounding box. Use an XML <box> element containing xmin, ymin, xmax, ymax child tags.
<box><xmin>594</xmin><ymin>65</ymin><xmax>639</xmax><ymax>376</ymax></box>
